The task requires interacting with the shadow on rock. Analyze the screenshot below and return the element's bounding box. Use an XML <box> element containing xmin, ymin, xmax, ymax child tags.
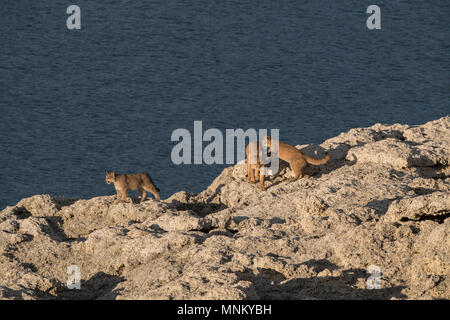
<box><xmin>56</xmin><ymin>272</ymin><xmax>125</xmax><ymax>300</ymax></box>
<box><xmin>301</xmin><ymin>144</ymin><xmax>356</xmax><ymax>178</ymax></box>
<box><xmin>238</xmin><ymin>259</ymin><xmax>407</xmax><ymax>300</ymax></box>
<box><xmin>0</xmin><ymin>285</ymin><xmax>50</xmax><ymax>300</ymax></box>
<box><xmin>169</xmin><ymin>200</ymin><xmax>228</xmax><ymax>217</ymax></box>
<box><xmin>365</xmin><ymin>198</ymin><xmax>398</xmax><ymax>217</ymax></box>
<box><xmin>1</xmin><ymin>272</ymin><xmax>125</xmax><ymax>300</ymax></box>
<box><xmin>42</xmin><ymin>216</ymin><xmax>70</xmax><ymax>242</ymax></box>
<box><xmin>167</xmin><ymin>184</ymin><xmax>228</xmax><ymax>217</ymax></box>
<box><xmin>11</xmin><ymin>207</ymin><xmax>32</xmax><ymax>220</ymax></box>
<box><xmin>53</xmin><ymin>198</ymin><xmax>79</xmax><ymax>209</ymax></box>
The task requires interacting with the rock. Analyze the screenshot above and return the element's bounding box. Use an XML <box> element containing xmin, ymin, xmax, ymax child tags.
<box><xmin>383</xmin><ymin>192</ymin><xmax>450</xmax><ymax>223</ymax></box>
<box><xmin>149</xmin><ymin>210</ymin><xmax>213</xmax><ymax>232</ymax></box>
<box><xmin>0</xmin><ymin>116</ymin><xmax>449</xmax><ymax>299</ymax></box>
<box><xmin>295</xmin><ymin>195</ymin><xmax>329</xmax><ymax>216</ymax></box>
<box><xmin>346</xmin><ymin>139</ymin><xmax>448</xmax><ymax>168</ymax></box>
<box><xmin>16</xmin><ymin>195</ymin><xmax>59</xmax><ymax>217</ymax></box>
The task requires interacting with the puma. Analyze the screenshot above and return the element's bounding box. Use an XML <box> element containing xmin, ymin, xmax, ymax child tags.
<box><xmin>105</xmin><ymin>171</ymin><xmax>160</xmax><ymax>203</ymax></box>
<box><xmin>266</xmin><ymin>136</ymin><xmax>330</xmax><ymax>181</ymax></box>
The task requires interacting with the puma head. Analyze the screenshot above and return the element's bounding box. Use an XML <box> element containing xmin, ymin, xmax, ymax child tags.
<box><xmin>105</xmin><ymin>171</ymin><xmax>116</xmax><ymax>184</ymax></box>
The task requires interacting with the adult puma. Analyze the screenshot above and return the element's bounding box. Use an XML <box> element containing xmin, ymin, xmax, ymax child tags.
<box><xmin>105</xmin><ymin>171</ymin><xmax>160</xmax><ymax>203</ymax></box>
<box><xmin>266</xmin><ymin>136</ymin><xmax>329</xmax><ymax>181</ymax></box>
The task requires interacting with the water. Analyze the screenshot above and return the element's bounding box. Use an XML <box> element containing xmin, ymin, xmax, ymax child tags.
<box><xmin>1</xmin><ymin>0</ymin><xmax>449</xmax><ymax>209</ymax></box>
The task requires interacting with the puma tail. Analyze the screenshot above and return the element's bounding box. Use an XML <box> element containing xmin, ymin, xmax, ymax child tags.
<box><xmin>303</xmin><ymin>153</ymin><xmax>330</xmax><ymax>165</ymax></box>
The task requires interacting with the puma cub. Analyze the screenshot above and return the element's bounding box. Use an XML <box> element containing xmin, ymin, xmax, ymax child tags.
<box><xmin>105</xmin><ymin>171</ymin><xmax>160</xmax><ymax>203</ymax></box>
<box><xmin>267</xmin><ymin>136</ymin><xmax>330</xmax><ymax>181</ymax></box>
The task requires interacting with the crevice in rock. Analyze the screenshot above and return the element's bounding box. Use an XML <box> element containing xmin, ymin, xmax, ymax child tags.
<box><xmin>400</xmin><ymin>210</ymin><xmax>450</xmax><ymax>224</ymax></box>
<box><xmin>190</xmin><ymin>226</ymin><xmax>238</xmax><ymax>235</ymax></box>
<box><xmin>20</xmin><ymin>262</ymin><xmax>38</xmax><ymax>272</ymax></box>
<box><xmin>411</xmin><ymin>187</ymin><xmax>439</xmax><ymax>196</ymax></box>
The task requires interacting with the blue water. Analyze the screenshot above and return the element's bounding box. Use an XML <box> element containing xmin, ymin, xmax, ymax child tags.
<box><xmin>1</xmin><ymin>1</ymin><xmax>449</xmax><ymax>209</ymax></box>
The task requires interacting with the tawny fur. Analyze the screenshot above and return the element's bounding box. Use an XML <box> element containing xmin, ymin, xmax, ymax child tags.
<box><xmin>267</xmin><ymin>136</ymin><xmax>330</xmax><ymax>181</ymax></box>
<box><xmin>105</xmin><ymin>171</ymin><xmax>160</xmax><ymax>203</ymax></box>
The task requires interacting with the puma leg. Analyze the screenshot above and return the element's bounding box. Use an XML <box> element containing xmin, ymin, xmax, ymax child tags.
<box><xmin>152</xmin><ymin>190</ymin><xmax>160</xmax><ymax>201</ymax></box>
<box><xmin>248</xmin><ymin>163</ymin><xmax>256</xmax><ymax>183</ymax></box>
<box><xmin>291</xmin><ymin>160</ymin><xmax>305</xmax><ymax>181</ymax></box>
<box><xmin>145</xmin><ymin>185</ymin><xmax>160</xmax><ymax>201</ymax></box>
<box><xmin>139</xmin><ymin>187</ymin><xmax>147</xmax><ymax>203</ymax></box>
<box><xmin>115</xmin><ymin>191</ymin><xmax>122</xmax><ymax>204</ymax></box>
<box><xmin>259</xmin><ymin>171</ymin><xmax>265</xmax><ymax>191</ymax></box>
<box><xmin>246</xmin><ymin>158</ymin><xmax>250</xmax><ymax>181</ymax></box>
<box><xmin>121</xmin><ymin>189</ymin><xmax>128</xmax><ymax>202</ymax></box>
<box><xmin>115</xmin><ymin>189</ymin><xmax>127</xmax><ymax>203</ymax></box>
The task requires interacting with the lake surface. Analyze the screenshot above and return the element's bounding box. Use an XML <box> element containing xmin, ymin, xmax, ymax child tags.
<box><xmin>1</xmin><ymin>0</ymin><xmax>449</xmax><ymax>209</ymax></box>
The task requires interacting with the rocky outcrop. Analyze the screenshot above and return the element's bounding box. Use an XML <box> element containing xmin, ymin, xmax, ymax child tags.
<box><xmin>0</xmin><ymin>117</ymin><xmax>449</xmax><ymax>299</ymax></box>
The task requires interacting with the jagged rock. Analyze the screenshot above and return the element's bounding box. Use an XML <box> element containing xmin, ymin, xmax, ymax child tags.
<box><xmin>16</xmin><ymin>195</ymin><xmax>59</xmax><ymax>217</ymax></box>
<box><xmin>346</xmin><ymin>139</ymin><xmax>448</xmax><ymax>168</ymax></box>
<box><xmin>0</xmin><ymin>116</ymin><xmax>448</xmax><ymax>300</ymax></box>
<box><xmin>383</xmin><ymin>192</ymin><xmax>450</xmax><ymax>223</ymax></box>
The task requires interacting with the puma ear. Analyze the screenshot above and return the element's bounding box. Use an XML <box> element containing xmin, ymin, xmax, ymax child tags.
<box><xmin>112</xmin><ymin>172</ymin><xmax>116</xmax><ymax>179</ymax></box>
